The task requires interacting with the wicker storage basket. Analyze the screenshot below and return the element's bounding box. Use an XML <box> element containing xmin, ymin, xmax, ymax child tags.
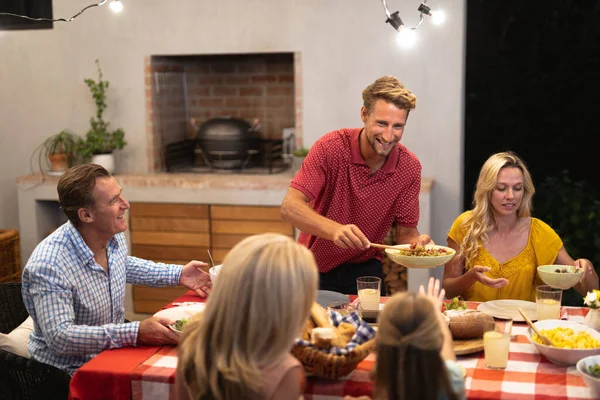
<box><xmin>0</xmin><ymin>230</ymin><xmax>21</xmax><ymax>283</ymax></box>
<box><xmin>291</xmin><ymin>337</ymin><xmax>376</xmax><ymax>380</ymax></box>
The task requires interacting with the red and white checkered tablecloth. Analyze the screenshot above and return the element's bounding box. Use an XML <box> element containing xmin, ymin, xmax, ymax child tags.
<box><xmin>70</xmin><ymin>294</ymin><xmax>600</xmax><ymax>400</ymax></box>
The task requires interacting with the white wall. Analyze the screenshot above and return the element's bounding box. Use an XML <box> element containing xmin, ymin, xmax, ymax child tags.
<box><xmin>0</xmin><ymin>0</ymin><xmax>465</xmax><ymax>254</ymax></box>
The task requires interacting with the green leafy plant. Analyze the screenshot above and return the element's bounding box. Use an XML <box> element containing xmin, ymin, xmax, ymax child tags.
<box><xmin>534</xmin><ymin>170</ymin><xmax>600</xmax><ymax>306</ymax></box>
<box><xmin>44</xmin><ymin>129</ymin><xmax>81</xmax><ymax>155</ymax></box>
<box><xmin>77</xmin><ymin>59</ymin><xmax>126</xmax><ymax>160</ymax></box>
<box><xmin>292</xmin><ymin>147</ymin><xmax>310</xmax><ymax>157</ymax></box>
<box><xmin>31</xmin><ymin>129</ymin><xmax>82</xmax><ymax>173</ymax></box>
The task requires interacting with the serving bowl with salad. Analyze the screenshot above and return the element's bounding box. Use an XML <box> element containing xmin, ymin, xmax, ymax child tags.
<box><xmin>576</xmin><ymin>354</ymin><xmax>600</xmax><ymax>393</ymax></box>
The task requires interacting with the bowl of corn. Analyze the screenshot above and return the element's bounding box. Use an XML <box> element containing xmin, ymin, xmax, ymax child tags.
<box><xmin>526</xmin><ymin>320</ymin><xmax>600</xmax><ymax>365</ymax></box>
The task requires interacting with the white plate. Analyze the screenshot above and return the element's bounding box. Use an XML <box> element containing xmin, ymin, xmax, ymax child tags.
<box><xmin>477</xmin><ymin>299</ymin><xmax>537</xmax><ymax>321</ymax></box>
<box><xmin>316</xmin><ymin>290</ymin><xmax>350</xmax><ymax>308</ymax></box>
<box><xmin>153</xmin><ymin>303</ymin><xmax>206</xmax><ymax>322</ymax></box>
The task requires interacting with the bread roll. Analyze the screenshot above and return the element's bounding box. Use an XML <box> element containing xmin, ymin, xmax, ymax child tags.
<box><xmin>444</xmin><ymin>310</ymin><xmax>494</xmax><ymax>339</ymax></box>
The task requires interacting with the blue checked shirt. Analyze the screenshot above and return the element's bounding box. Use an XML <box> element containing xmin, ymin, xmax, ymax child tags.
<box><xmin>21</xmin><ymin>222</ymin><xmax>183</xmax><ymax>376</ymax></box>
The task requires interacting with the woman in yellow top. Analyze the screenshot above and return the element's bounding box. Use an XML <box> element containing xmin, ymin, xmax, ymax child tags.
<box><xmin>443</xmin><ymin>151</ymin><xmax>598</xmax><ymax>302</ymax></box>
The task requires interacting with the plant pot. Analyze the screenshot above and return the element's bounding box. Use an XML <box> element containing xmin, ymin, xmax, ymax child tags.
<box><xmin>48</xmin><ymin>153</ymin><xmax>69</xmax><ymax>172</ymax></box>
<box><xmin>92</xmin><ymin>153</ymin><xmax>115</xmax><ymax>174</ymax></box>
<box><xmin>292</xmin><ymin>155</ymin><xmax>306</xmax><ymax>174</ymax></box>
<box><xmin>585</xmin><ymin>308</ymin><xmax>600</xmax><ymax>332</ymax></box>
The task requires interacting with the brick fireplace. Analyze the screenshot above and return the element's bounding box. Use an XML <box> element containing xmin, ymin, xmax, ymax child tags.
<box><xmin>144</xmin><ymin>52</ymin><xmax>303</xmax><ymax>172</ymax></box>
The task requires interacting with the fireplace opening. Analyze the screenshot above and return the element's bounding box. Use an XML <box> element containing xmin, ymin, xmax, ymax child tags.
<box><xmin>146</xmin><ymin>52</ymin><xmax>301</xmax><ymax>173</ymax></box>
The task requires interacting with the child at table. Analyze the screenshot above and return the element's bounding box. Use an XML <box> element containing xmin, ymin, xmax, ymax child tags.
<box><xmin>175</xmin><ymin>233</ymin><xmax>318</xmax><ymax>400</ymax></box>
<box><xmin>345</xmin><ymin>278</ymin><xmax>465</xmax><ymax>400</ymax></box>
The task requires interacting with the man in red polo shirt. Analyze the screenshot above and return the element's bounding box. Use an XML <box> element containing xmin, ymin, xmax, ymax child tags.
<box><xmin>280</xmin><ymin>75</ymin><xmax>432</xmax><ymax>295</ymax></box>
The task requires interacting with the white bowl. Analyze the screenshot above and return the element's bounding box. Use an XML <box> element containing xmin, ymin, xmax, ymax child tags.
<box><xmin>537</xmin><ymin>265</ymin><xmax>583</xmax><ymax>289</ymax></box>
<box><xmin>209</xmin><ymin>264</ymin><xmax>222</xmax><ymax>284</ymax></box>
<box><xmin>385</xmin><ymin>244</ymin><xmax>456</xmax><ymax>269</ymax></box>
<box><xmin>577</xmin><ymin>354</ymin><xmax>600</xmax><ymax>394</ymax></box>
<box><xmin>525</xmin><ymin>320</ymin><xmax>600</xmax><ymax>365</ymax></box>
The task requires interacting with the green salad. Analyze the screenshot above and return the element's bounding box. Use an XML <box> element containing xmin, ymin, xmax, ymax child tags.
<box><xmin>588</xmin><ymin>363</ymin><xmax>600</xmax><ymax>377</ymax></box>
<box><xmin>443</xmin><ymin>296</ymin><xmax>467</xmax><ymax>311</ymax></box>
<box><xmin>173</xmin><ymin>317</ymin><xmax>191</xmax><ymax>332</ymax></box>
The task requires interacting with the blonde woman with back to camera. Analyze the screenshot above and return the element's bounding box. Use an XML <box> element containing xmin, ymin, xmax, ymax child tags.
<box><xmin>345</xmin><ymin>278</ymin><xmax>465</xmax><ymax>400</ymax></box>
<box><xmin>175</xmin><ymin>233</ymin><xmax>318</xmax><ymax>400</ymax></box>
<box><xmin>443</xmin><ymin>151</ymin><xmax>598</xmax><ymax>302</ymax></box>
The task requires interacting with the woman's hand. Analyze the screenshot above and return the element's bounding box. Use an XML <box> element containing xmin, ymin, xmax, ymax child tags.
<box><xmin>468</xmin><ymin>265</ymin><xmax>509</xmax><ymax>289</ymax></box>
<box><xmin>574</xmin><ymin>258</ymin><xmax>599</xmax><ymax>293</ymax></box>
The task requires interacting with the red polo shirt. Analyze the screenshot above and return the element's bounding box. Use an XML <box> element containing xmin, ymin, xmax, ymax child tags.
<box><xmin>290</xmin><ymin>128</ymin><xmax>421</xmax><ymax>273</ymax></box>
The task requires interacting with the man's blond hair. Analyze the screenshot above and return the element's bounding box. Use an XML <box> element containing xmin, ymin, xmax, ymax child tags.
<box><xmin>362</xmin><ymin>75</ymin><xmax>417</xmax><ymax>114</ymax></box>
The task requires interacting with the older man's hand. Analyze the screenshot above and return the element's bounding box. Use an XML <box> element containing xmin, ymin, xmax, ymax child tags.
<box><xmin>180</xmin><ymin>260</ymin><xmax>212</xmax><ymax>297</ymax></box>
<box><xmin>137</xmin><ymin>316</ymin><xmax>179</xmax><ymax>346</ymax></box>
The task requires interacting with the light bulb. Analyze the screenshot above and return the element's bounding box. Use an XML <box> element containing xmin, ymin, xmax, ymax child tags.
<box><xmin>396</xmin><ymin>26</ymin><xmax>417</xmax><ymax>48</ymax></box>
<box><xmin>430</xmin><ymin>9</ymin><xmax>445</xmax><ymax>25</ymax></box>
<box><xmin>109</xmin><ymin>0</ymin><xmax>123</xmax><ymax>13</ymax></box>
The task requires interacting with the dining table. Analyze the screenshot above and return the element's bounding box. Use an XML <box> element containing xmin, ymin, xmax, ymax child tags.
<box><xmin>68</xmin><ymin>291</ymin><xmax>599</xmax><ymax>400</ymax></box>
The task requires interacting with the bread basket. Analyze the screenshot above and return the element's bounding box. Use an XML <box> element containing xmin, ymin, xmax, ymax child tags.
<box><xmin>291</xmin><ymin>303</ymin><xmax>377</xmax><ymax>379</ymax></box>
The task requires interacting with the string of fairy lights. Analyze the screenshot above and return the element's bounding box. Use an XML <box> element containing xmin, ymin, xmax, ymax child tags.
<box><xmin>0</xmin><ymin>0</ymin><xmax>123</xmax><ymax>23</ymax></box>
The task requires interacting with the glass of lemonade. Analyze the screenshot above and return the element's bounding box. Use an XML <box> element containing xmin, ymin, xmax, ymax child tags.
<box><xmin>536</xmin><ymin>285</ymin><xmax>562</xmax><ymax>320</ymax></box>
<box><xmin>357</xmin><ymin>276</ymin><xmax>381</xmax><ymax>311</ymax></box>
<box><xmin>483</xmin><ymin>318</ymin><xmax>513</xmax><ymax>369</ymax></box>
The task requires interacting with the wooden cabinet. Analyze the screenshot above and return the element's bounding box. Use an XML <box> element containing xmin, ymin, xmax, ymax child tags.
<box><xmin>130</xmin><ymin>203</ymin><xmax>293</xmax><ymax>313</ymax></box>
<box><xmin>210</xmin><ymin>205</ymin><xmax>294</xmax><ymax>264</ymax></box>
<box><xmin>130</xmin><ymin>203</ymin><xmax>210</xmax><ymax>313</ymax></box>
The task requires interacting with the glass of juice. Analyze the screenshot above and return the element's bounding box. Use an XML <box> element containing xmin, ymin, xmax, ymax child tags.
<box><xmin>357</xmin><ymin>276</ymin><xmax>381</xmax><ymax>311</ymax></box>
<box><xmin>483</xmin><ymin>317</ymin><xmax>513</xmax><ymax>369</ymax></box>
<box><xmin>536</xmin><ymin>285</ymin><xmax>562</xmax><ymax>320</ymax></box>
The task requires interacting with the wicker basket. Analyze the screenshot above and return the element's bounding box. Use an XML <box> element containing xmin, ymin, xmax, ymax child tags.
<box><xmin>0</xmin><ymin>230</ymin><xmax>21</xmax><ymax>283</ymax></box>
<box><xmin>291</xmin><ymin>337</ymin><xmax>376</xmax><ymax>380</ymax></box>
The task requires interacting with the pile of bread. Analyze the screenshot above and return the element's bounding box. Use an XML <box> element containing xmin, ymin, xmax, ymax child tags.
<box><xmin>301</xmin><ymin>303</ymin><xmax>357</xmax><ymax>349</ymax></box>
<box><xmin>444</xmin><ymin>309</ymin><xmax>494</xmax><ymax>340</ymax></box>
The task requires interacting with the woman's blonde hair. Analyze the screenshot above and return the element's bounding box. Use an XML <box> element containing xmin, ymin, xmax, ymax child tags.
<box><xmin>458</xmin><ymin>151</ymin><xmax>535</xmax><ymax>267</ymax></box>
<box><xmin>374</xmin><ymin>293</ymin><xmax>458</xmax><ymax>400</ymax></box>
<box><xmin>177</xmin><ymin>233</ymin><xmax>318</xmax><ymax>400</ymax></box>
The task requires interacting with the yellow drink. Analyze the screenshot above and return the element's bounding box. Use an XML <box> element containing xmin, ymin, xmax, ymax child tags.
<box><xmin>358</xmin><ymin>288</ymin><xmax>380</xmax><ymax>311</ymax></box>
<box><xmin>484</xmin><ymin>331</ymin><xmax>510</xmax><ymax>369</ymax></box>
<box><xmin>537</xmin><ymin>299</ymin><xmax>560</xmax><ymax>320</ymax></box>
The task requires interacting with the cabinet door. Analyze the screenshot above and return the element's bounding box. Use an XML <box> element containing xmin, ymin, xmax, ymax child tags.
<box><xmin>130</xmin><ymin>203</ymin><xmax>210</xmax><ymax>314</ymax></box>
<box><xmin>210</xmin><ymin>205</ymin><xmax>294</xmax><ymax>264</ymax></box>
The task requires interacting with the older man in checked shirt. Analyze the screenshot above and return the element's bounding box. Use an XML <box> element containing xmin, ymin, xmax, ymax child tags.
<box><xmin>22</xmin><ymin>164</ymin><xmax>212</xmax><ymax>376</ymax></box>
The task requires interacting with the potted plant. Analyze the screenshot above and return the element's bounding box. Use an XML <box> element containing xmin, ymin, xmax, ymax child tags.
<box><xmin>31</xmin><ymin>129</ymin><xmax>81</xmax><ymax>175</ymax></box>
<box><xmin>292</xmin><ymin>147</ymin><xmax>310</xmax><ymax>173</ymax></box>
<box><xmin>77</xmin><ymin>59</ymin><xmax>126</xmax><ymax>173</ymax></box>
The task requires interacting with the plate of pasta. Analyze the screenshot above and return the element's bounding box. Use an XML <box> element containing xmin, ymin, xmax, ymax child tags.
<box><xmin>385</xmin><ymin>244</ymin><xmax>456</xmax><ymax>268</ymax></box>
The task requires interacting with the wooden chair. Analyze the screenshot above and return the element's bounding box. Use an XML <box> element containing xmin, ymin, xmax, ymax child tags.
<box><xmin>0</xmin><ymin>230</ymin><xmax>21</xmax><ymax>283</ymax></box>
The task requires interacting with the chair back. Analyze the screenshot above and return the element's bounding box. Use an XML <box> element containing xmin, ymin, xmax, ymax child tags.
<box><xmin>0</xmin><ymin>282</ymin><xmax>29</xmax><ymax>334</ymax></box>
<box><xmin>0</xmin><ymin>230</ymin><xmax>21</xmax><ymax>283</ymax></box>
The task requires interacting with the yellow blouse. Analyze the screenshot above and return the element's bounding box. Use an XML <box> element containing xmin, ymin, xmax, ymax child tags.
<box><xmin>448</xmin><ymin>211</ymin><xmax>563</xmax><ymax>302</ymax></box>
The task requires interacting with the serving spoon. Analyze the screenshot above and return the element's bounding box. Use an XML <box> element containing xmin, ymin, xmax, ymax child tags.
<box><xmin>369</xmin><ymin>243</ymin><xmax>416</xmax><ymax>251</ymax></box>
<box><xmin>518</xmin><ymin>307</ymin><xmax>555</xmax><ymax>347</ymax></box>
<box><xmin>207</xmin><ymin>249</ymin><xmax>215</xmax><ymax>269</ymax></box>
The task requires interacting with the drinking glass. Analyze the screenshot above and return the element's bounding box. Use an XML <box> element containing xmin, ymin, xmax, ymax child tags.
<box><xmin>356</xmin><ymin>276</ymin><xmax>381</xmax><ymax>311</ymax></box>
<box><xmin>536</xmin><ymin>285</ymin><xmax>562</xmax><ymax>320</ymax></box>
<box><xmin>483</xmin><ymin>318</ymin><xmax>513</xmax><ymax>369</ymax></box>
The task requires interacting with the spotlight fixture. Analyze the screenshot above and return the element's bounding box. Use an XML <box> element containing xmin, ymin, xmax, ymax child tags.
<box><xmin>109</xmin><ymin>0</ymin><xmax>124</xmax><ymax>13</ymax></box>
<box><xmin>382</xmin><ymin>0</ymin><xmax>445</xmax><ymax>33</ymax></box>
